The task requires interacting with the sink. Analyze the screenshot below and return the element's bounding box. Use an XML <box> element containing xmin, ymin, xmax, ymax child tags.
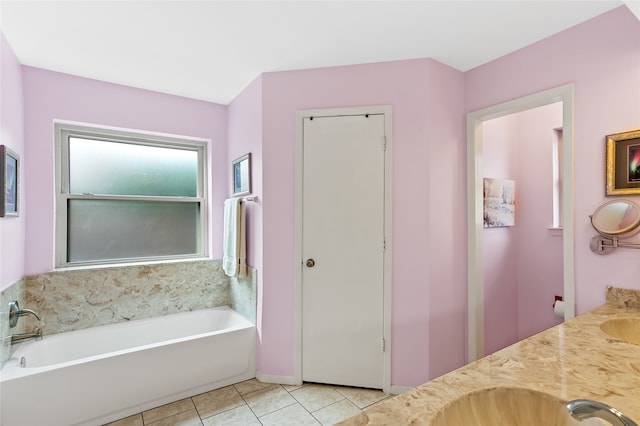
<box><xmin>430</xmin><ymin>387</ymin><xmax>577</xmax><ymax>426</ymax></box>
<box><xmin>600</xmin><ymin>318</ymin><xmax>640</xmax><ymax>345</ymax></box>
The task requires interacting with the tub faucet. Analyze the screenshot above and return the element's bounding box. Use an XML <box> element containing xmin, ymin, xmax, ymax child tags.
<box><xmin>8</xmin><ymin>300</ymin><xmax>41</xmax><ymax>328</ymax></box>
<box><xmin>10</xmin><ymin>328</ymin><xmax>42</xmax><ymax>345</ymax></box>
<box><xmin>567</xmin><ymin>399</ymin><xmax>638</xmax><ymax>426</ymax></box>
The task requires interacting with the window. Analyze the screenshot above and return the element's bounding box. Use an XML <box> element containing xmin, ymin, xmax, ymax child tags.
<box><xmin>552</xmin><ymin>127</ymin><xmax>563</xmax><ymax>228</ymax></box>
<box><xmin>55</xmin><ymin>123</ymin><xmax>208</xmax><ymax>267</ymax></box>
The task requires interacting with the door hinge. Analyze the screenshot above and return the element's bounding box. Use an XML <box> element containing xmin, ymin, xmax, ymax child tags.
<box><xmin>382</xmin><ymin>238</ymin><xmax>386</xmax><ymax>252</ymax></box>
<box><xmin>381</xmin><ymin>337</ymin><xmax>386</xmax><ymax>352</ymax></box>
<box><xmin>381</xmin><ymin>136</ymin><xmax>387</xmax><ymax>151</ymax></box>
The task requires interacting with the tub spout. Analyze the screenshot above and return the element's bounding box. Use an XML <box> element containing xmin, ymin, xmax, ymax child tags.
<box><xmin>567</xmin><ymin>399</ymin><xmax>638</xmax><ymax>426</ymax></box>
<box><xmin>8</xmin><ymin>301</ymin><xmax>41</xmax><ymax>328</ymax></box>
<box><xmin>10</xmin><ymin>328</ymin><xmax>43</xmax><ymax>345</ymax></box>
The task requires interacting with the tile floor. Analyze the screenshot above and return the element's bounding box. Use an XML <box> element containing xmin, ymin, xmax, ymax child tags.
<box><xmin>105</xmin><ymin>379</ymin><xmax>393</xmax><ymax>426</ymax></box>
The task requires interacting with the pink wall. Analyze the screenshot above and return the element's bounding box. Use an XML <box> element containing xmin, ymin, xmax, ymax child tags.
<box><xmin>515</xmin><ymin>104</ymin><xmax>563</xmax><ymax>340</ymax></box>
<box><xmin>258</xmin><ymin>58</ymin><xmax>466</xmax><ymax>386</ymax></box>
<box><xmin>466</xmin><ymin>6</ymin><xmax>640</xmax><ymax>314</ymax></box>
<box><xmin>21</xmin><ymin>67</ymin><xmax>228</xmax><ymax>274</ymax></box>
<box><xmin>0</xmin><ymin>33</ymin><xmax>25</xmax><ymax>290</ymax></box>
<box><xmin>482</xmin><ymin>104</ymin><xmax>564</xmax><ymax>355</ymax></box>
<box><xmin>227</xmin><ymin>76</ymin><xmax>264</xmax><ymax>351</ymax></box>
<box><xmin>482</xmin><ymin>114</ymin><xmax>519</xmax><ymax>354</ymax></box>
<box><xmin>424</xmin><ymin>62</ymin><xmax>467</xmax><ymax>379</ymax></box>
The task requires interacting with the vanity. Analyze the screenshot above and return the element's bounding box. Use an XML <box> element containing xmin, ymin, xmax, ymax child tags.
<box><xmin>338</xmin><ymin>286</ymin><xmax>640</xmax><ymax>425</ymax></box>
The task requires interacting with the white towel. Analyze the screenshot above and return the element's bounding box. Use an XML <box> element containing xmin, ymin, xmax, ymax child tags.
<box><xmin>223</xmin><ymin>198</ymin><xmax>247</xmax><ymax>277</ymax></box>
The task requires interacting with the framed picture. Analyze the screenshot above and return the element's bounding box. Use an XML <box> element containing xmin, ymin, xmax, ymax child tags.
<box><xmin>606</xmin><ymin>129</ymin><xmax>640</xmax><ymax>196</ymax></box>
<box><xmin>1</xmin><ymin>145</ymin><xmax>19</xmax><ymax>217</ymax></box>
<box><xmin>232</xmin><ymin>153</ymin><xmax>252</xmax><ymax>197</ymax></box>
<box><xmin>483</xmin><ymin>178</ymin><xmax>515</xmax><ymax>228</ymax></box>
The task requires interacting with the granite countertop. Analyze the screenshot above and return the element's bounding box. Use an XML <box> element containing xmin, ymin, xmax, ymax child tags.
<box><xmin>338</xmin><ymin>287</ymin><xmax>640</xmax><ymax>425</ymax></box>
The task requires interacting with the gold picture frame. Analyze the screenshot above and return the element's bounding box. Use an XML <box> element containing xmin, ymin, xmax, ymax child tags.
<box><xmin>606</xmin><ymin>129</ymin><xmax>640</xmax><ymax>196</ymax></box>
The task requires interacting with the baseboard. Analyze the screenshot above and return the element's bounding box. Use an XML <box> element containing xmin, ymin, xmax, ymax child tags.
<box><xmin>389</xmin><ymin>385</ymin><xmax>414</xmax><ymax>395</ymax></box>
<box><xmin>255</xmin><ymin>372</ymin><xmax>301</xmax><ymax>386</ymax></box>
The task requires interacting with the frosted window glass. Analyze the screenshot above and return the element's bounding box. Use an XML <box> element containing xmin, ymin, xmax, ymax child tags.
<box><xmin>68</xmin><ymin>200</ymin><xmax>200</xmax><ymax>262</ymax></box>
<box><xmin>69</xmin><ymin>137</ymin><xmax>198</xmax><ymax>196</ymax></box>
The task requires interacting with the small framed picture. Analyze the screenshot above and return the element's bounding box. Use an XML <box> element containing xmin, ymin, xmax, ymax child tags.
<box><xmin>232</xmin><ymin>153</ymin><xmax>252</xmax><ymax>197</ymax></box>
<box><xmin>483</xmin><ymin>178</ymin><xmax>516</xmax><ymax>227</ymax></box>
<box><xmin>1</xmin><ymin>144</ymin><xmax>19</xmax><ymax>217</ymax></box>
<box><xmin>606</xmin><ymin>129</ymin><xmax>640</xmax><ymax>196</ymax></box>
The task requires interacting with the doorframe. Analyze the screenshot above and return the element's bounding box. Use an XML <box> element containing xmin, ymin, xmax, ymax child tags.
<box><xmin>294</xmin><ymin>105</ymin><xmax>392</xmax><ymax>392</ymax></box>
<box><xmin>466</xmin><ymin>84</ymin><xmax>575</xmax><ymax>362</ymax></box>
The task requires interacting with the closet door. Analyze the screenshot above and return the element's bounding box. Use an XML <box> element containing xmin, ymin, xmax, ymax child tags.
<box><xmin>301</xmin><ymin>113</ymin><xmax>386</xmax><ymax>388</ymax></box>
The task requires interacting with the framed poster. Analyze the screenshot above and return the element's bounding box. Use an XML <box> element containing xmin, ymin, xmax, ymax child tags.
<box><xmin>1</xmin><ymin>145</ymin><xmax>19</xmax><ymax>217</ymax></box>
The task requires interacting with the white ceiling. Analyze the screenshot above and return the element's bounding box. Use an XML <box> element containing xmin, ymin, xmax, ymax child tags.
<box><xmin>1</xmin><ymin>1</ymin><xmax>635</xmax><ymax>105</ymax></box>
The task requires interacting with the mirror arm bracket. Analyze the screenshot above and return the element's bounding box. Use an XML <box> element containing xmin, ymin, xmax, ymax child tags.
<box><xmin>590</xmin><ymin>235</ymin><xmax>640</xmax><ymax>255</ymax></box>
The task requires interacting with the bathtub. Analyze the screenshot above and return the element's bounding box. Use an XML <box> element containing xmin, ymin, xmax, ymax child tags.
<box><xmin>0</xmin><ymin>306</ymin><xmax>256</xmax><ymax>426</ymax></box>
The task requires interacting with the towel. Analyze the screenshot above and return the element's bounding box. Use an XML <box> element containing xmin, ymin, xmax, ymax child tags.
<box><xmin>223</xmin><ymin>198</ymin><xmax>247</xmax><ymax>277</ymax></box>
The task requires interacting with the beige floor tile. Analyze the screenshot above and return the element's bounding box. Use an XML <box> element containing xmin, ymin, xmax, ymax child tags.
<box><xmin>233</xmin><ymin>378</ymin><xmax>274</xmax><ymax>396</ymax></box>
<box><xmin>145</xmin><ymin>409</ymin><xmax>203</xmax><ymax>426</ymax></box>
<box><xmin>143</xmin><ymin>399</ymin><xmax>195</xmax><ymax>424</ymax></box>
<box><xmin>242</xmin><ymin>384</ymin><xmax>297</xmax><ymax>417</ymax></box>
<box><xmin>103</xmin><ymin>413</ymin><xmax>144</xmax><ymax>426</ymax></box>
<box><xmin>201</xmin><ymin>405</ymin><xmax>261</xmax><ymax>426</ymax></box>
<box><xmin>335</xmin><ymin>386</ymin><xmax>390</xmax><ymax>409</ymax></box>
<box><xmin>291</xmin><ymin>384</ymin><xmax>345</xmax><ymax>412</ymax></box>
<box><xmin>192</xmin><ymin>385</ymin><xmax>245</xmax><ymax>418</ymax></box>
<box><xmin>283</xmin><ymin>382</ymin><xmax>309</xmax><ymax>392</ymax></box>
<box><xmin>259</xmin><ymin>403</ymin><xmax>321</xmax><ymax>426</ymax></box>
<box><xmin>312</xmin><ymin>399</ymin><xmax>363</xmax><ymax>426</ymax></box>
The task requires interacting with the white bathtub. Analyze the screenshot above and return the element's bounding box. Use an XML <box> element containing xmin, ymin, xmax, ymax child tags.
<box><xmin>0</xmin><ymin>306</ymin><xmax>256</xmax><ymax>426</ymax></box>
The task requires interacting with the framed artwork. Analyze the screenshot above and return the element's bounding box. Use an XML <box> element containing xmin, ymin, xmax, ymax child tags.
<box><xmin>483</xmin><ymin>178</ymin><xmax>515</xmax><ymax>228</ymax></box>
<box><xmin>606</xmin><ymin>129</ymin><xmax>640</xmax><ymax>196</ymax></box>
<box><xmin>232</xmin><ymin>153</ymin><xmax>252</xmax><ymax>197</ymax></box>
<box><xmin>1</xmin><ymin>145</ymin><xmax>19</xmax><ymax>217</ymax></box>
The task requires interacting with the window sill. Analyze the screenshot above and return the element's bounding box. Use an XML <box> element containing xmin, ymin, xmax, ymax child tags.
<box><xmin>548</xmin><ymin>227</ymin><xmax>564</xmax><ymax>237</ymax></box>
<box><xmin>55</xmin><ymin>256</ymin><xmax>213</xmax><ymax>272</ymax></box>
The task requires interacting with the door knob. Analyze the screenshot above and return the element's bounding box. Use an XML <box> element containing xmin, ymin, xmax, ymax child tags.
<box><xmin>305</xmin><ymin>259</ymin><xmax>315</xmax><ymax>268</ymax></box>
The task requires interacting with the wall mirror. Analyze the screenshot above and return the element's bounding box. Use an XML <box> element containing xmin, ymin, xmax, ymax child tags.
<box><xmin>591</xmin><ymin>199</ymin><xmax>640</xmax><ymax>237</ymax></box>
<box><xmin>590</xmin><ymin>199</ymin><xmax>640</xmax><ymax>255</ymax></box>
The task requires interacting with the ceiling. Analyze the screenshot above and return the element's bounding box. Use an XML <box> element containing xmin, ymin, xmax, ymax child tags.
<box><xmin>1</xmin><ymin>1</ymin><xmax>635</xmax><ymax>105</ymax></box>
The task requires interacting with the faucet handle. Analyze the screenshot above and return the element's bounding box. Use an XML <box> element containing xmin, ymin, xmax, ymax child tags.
<box><xmin>8</xmin><ymin>301</ymin><xmax>41</xmax><ymax>328</ymax></box>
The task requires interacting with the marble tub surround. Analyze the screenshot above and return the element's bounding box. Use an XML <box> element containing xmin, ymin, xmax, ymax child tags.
<box><xmin>338</xmin><ymin>301</ymin><xmax>640</xmax><ymax>425</ymax></box>
<box><xmin>0</xmin><ymin>278</ymin><xmax>26</xmax><ymax>368</ymax></box>
<box><xmin>230</xmin><ymin>267</ymin><xmax>257</xmax><ymax>324</ymax></box>
<box><xmin>20</xmin><ymin>259</ymin><xmax>256</xmax><ymax>336</ymax></box>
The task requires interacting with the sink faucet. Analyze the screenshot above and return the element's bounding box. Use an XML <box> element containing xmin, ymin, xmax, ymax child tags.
<box><xmin>567</xmin><ymin>399</ymin><xmax>638</xmax><ymax>426</ymax></box>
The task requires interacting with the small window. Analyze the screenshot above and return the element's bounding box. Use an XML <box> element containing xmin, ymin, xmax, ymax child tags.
<box><xmin>552</xmin><ymin>127</ymin><xmax>563</xmax><ymax>228</ymax></box>
<box><xmin>55</xmin><ymin>123</ymin><xmax>208</xmax><ymax>267</ymax></box>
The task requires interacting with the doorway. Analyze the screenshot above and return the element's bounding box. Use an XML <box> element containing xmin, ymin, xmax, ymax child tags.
<box><xmin>467</xmin><ymin>85</ymin><xmax>575</xmax><ymax>362</ymax></box>
<box><xmin>295</xmin><ymin>106</ymin><xmax>392</xmax><ymax>392</ymax></box>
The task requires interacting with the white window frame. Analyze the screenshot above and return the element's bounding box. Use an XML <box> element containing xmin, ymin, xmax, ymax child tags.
<box><xmin>54</xmin><ymin>122</ymin><xmax>208</xmax><ymax>268</ymax></box>
<box><xmin>552</xmin><ymin>127</ymin><xmax>564</xmax><ymax>228</ymax></box>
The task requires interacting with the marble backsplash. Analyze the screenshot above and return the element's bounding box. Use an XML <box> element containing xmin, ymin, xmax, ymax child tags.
<box><xmin>606</xmin><ymin>285</ymin><xmax>640</xmax><ymax>310</ymax></box>
<box><xmin>1</xmin><ymin>259</ymin><xmax>256</xmax><ymax>366</ymax></box>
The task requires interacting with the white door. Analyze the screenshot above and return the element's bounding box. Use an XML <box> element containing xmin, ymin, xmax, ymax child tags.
<box><xmin>302</xmin><ymin>113</ymin><xmax>386</xmax><ymax>389</ymax></box>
